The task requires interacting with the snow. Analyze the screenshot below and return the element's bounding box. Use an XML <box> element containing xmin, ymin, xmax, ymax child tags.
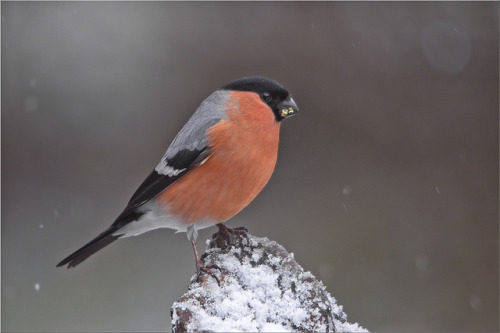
<box><xmin>415</xmin><ymin>254</ymin><xmax>430</xmax><ymax>281</ymax></box>
<box><xmin>469</xmin><ymin>294</ymin><xmax>482</xmax><ymax>312</ymax></box>
<box><xmin>171</xmin><ymin>233</ymin><xmax>368</xmax><ymax>332</ymax></box>
<box><xmin>23</xmin><ymin>95</ymin><xmax>38</xmax><ymax>112</ymax></box>
<box><xmin>342</xmin><ymin>186</ymin><xmax>352</xmax><ymax>196</ymax></box>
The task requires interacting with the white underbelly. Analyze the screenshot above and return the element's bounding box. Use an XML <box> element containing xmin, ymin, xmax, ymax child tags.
<box><xmin>113</xmin><ymin>201</ymin><xmax>216</xmax><ymax>238</ymax></box>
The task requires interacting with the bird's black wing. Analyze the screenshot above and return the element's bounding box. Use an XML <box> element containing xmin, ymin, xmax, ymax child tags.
<box><xmin>114</xmin><ymin>146</ymin><xmax>211</xmax><ymax>224</ymax></box>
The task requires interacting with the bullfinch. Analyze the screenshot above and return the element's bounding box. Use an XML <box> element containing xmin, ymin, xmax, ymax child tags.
<box><xmin>57</xmin><ymin>76</ymin><xmax>299</xmax><ymax>270</ymax></box>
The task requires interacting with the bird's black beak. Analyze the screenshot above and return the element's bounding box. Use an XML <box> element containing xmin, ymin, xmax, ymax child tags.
<box><xmin>277</xmin><ymin>96</ymin><xmax>299</xmax><ymax>120</ymax></box>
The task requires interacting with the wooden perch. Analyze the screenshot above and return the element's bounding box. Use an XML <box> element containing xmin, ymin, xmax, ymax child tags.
<box><xmin>171</xmin><ymin>228</ymin><xmax>368</xmax><ymax>332</ymax></box>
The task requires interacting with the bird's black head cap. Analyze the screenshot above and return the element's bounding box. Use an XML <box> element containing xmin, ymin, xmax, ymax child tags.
<box><xmin>221</xmin><ymin>76</ymin><xmax>299</xmax><ymax>121</ymax></box>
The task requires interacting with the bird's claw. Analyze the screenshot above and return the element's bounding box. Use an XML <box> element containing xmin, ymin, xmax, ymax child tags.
<box><xmin>194</xmin><ymin>262</ymin><xmax>222</xmax><ymax>286</ymax></box>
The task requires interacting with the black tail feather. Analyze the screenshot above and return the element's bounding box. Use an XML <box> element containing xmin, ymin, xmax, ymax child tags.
<box><xmin>57</xmin><ymin>227</ymin><xmax>119</xmax><ymax>268</ymax></box>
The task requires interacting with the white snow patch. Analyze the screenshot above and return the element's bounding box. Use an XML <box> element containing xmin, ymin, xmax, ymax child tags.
<box><xmin>172</xmin><ymin>235</ymin><xmax>368</xmax><ymax>332</ymax></box>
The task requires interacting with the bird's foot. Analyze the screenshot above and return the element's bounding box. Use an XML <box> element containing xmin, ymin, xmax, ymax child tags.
<box><xmin>194</xmin><ymin>261</ymin><xmax>221</xmax><ymax>286</ymax></box>
<box><xmin>213</xmin><ymin>224</ymin><xmax>249</xmax><ymax>250</ymax></box>
<box><xmin>216</xmin><ymin>223</ymin><xmax>248</xmax><ymax>237</ymax></box>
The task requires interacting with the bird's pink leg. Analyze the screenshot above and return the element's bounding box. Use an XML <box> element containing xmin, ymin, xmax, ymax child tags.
<box><xmin>190</xmin><ymin>233</ymin><xmax>221</xmax><ymax>285</ymax></box>
<box><xmin>190</xmin><ymin>238</ymin><xmax>204</xmax><ymax>272</ymax></box>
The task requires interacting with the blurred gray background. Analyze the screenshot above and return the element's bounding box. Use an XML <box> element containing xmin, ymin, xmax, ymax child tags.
<box><xmin>2</xmin><ymin>2</ymin><xmax>498</xmax><ymax>332</ymax></box>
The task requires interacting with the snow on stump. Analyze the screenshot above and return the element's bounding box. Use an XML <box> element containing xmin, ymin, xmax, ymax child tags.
<box><xmin>171</xmin><ymin>228</ymin><xmax>368</xmax><ymax>332</ymax></box>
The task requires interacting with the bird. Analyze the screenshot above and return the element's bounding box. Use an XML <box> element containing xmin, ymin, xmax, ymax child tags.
<box><xmin>57</xmin><ymin>76</ymin><xmax>299</xmax><ymax>270</ymax></box>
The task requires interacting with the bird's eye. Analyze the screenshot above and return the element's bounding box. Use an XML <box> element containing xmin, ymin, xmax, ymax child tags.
<box><xmin>261</xmin><ymin>92</ymin><xmax>272</xmax><ymax>103</ymax></box>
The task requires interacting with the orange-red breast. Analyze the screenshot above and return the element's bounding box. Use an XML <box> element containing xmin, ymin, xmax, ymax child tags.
<box><xmin>57</xmin><ymin>76</ymin><xmax>299</xmax><ymax>270</ymax></box>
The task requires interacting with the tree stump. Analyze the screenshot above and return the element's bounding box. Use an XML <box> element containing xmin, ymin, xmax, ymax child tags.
<box><xmin>171</xmin><ymin>229</ymin><xmax>368</xmax><ymax>332</ymax></box>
